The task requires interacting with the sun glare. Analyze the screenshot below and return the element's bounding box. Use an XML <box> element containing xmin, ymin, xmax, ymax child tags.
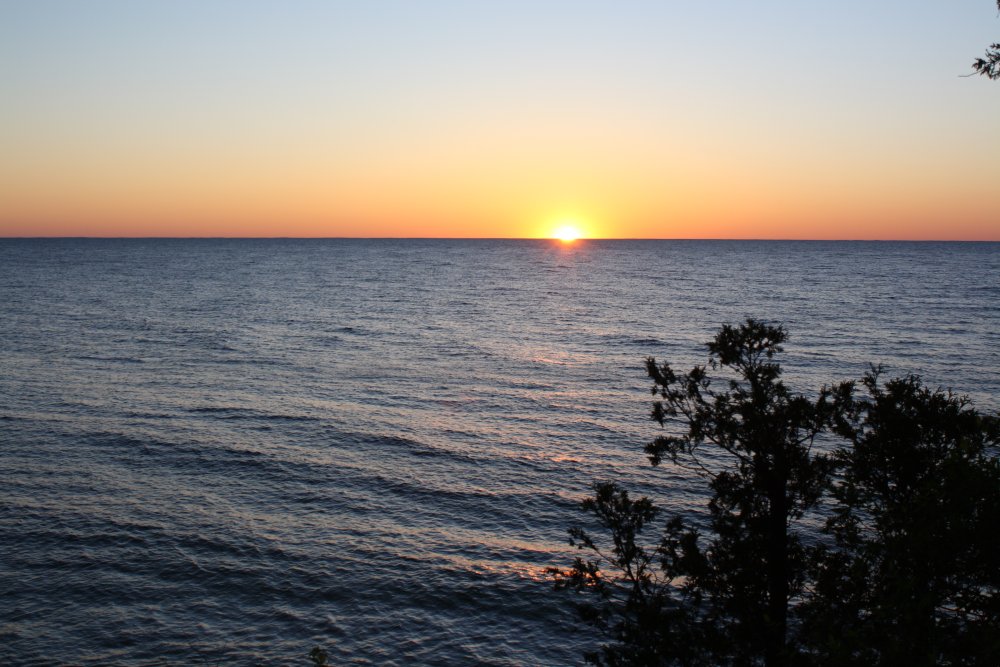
<box><xmin>552</xmin><ymin>224</ymin><xmax>582</xmax><ymax>242</ymax></box>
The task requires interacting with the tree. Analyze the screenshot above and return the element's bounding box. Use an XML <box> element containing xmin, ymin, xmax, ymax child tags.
<box><xmin>552</xmin><ymin>320</ymin><xmax>853</xmax><ymax>666</ymax></box>
<box><xmin>553</xmin><ymin>321</ymin><xmax>1000</xmax><ymax>666</ymax></box>
<box><xmin>804</xmin><ymin>370</ymin><xmax>1000</xmax><ymax>665</ymax></box>
<box><xmin>971</xmin><ymin>1</ymin><xmax>1000</xmax><ymax>79</ymax></box>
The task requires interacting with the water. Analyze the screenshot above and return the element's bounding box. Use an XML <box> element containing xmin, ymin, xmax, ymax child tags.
<box><xmin>1</xmin><ymin>239</ymin><xmax>998</xmax><ymax>665</ymax></box>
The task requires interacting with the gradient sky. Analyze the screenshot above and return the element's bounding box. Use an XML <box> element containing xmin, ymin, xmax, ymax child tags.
<box><xmin>2</xmin><ymin>0</ymin><xmax>998</xmax><ymax>239</ymax></box>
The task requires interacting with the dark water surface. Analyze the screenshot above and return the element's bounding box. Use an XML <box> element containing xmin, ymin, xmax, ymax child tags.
<box><xmin>2</xmin><ymin>239</ymin><xmax>998</xmax><ymax>665</ymax></box>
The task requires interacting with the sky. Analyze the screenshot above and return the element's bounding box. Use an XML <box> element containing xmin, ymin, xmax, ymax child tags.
<box><xmin>1</xmin><ymin>0</ymin><xmax>998</xmax><ymax>239</ymax></box>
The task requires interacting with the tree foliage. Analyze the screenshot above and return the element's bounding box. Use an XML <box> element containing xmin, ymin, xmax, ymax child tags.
<box><xmin>553</xmin><ymin>321</ymin><xmax>1000</xmax><ymax>666</ymax></box>
<box><xmin>971</xmin><ymin>0</ymin><xmax>1000</xmax><ymax>79</ymax></box>
<box><xmin>805</xmin><ymin>370</ymin><xmax>1000</xmax><ymax>665</ymax></box>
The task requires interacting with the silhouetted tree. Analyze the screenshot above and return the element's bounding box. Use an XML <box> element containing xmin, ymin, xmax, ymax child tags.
<box><xmin>971</xmin><ymin>1</ymin><xmax>1000</xmax><ymax>78</ymax></box>
<box><xmin>553</xmin><ymin>321</ymin><xmax>853</xmax><ymax>666</ymax></box>
<box><xmin>803</xmin><ymin>370</ymin><xmax>1000</xmax><ymax>665</ymax></box>
<box><xmin>553</xmin><ymin>321</ymin><xmax>1000</xmax><ymax>666</ymax></box>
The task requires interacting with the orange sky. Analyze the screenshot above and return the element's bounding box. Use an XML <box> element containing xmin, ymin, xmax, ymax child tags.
<box><xmin>2</xmin><ymin>2</ymin><xmax>998</xmax><ymax>240</ymax></box>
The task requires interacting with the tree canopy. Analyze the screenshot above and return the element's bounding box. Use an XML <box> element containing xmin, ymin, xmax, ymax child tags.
<box><xmin>805</xmin><ymin>371</ymin><xmax>1000</xmax><ymax>665</ymax></box>
<box><xmin>553</xmin><ymin>321</ymin><xmax>1000</xmax><ymax>666</ymax></box>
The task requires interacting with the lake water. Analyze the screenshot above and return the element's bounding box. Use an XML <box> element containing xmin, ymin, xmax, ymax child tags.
<box><xmin>1</xmin><ymin>239</ymin><xmax>998</xmax><ymax>665</ymax></box>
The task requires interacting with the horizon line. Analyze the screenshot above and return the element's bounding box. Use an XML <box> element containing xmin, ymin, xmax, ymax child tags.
<box><xmin>1</xmin><ymin>236</ymin><xmax>998</xmax><ymax>243</ymax></box>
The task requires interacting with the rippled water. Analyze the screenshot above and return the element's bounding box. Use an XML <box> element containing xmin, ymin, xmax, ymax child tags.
<box><xmin>1</xmin><ymin>239</ymin><xmax>998</xmax><ymax>665</ymax></box>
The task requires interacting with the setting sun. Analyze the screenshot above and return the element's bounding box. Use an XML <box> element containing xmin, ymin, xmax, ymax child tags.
<box><xmin>552</xmin><ymin>224</ymin><xmax>583</xmax><ymax>242</ymax></box>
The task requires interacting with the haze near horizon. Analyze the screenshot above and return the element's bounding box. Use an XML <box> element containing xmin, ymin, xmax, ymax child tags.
<box><xmin>2</xmin><ymin>1</ymin><xmax>998</xmax><ymax>240</ymax></box>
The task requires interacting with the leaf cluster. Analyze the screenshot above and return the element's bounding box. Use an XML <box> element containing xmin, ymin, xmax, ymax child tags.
<box><xmin>971</xmin><ymin>1</ymin><xmax>1000</xmax><ymax>79</ymax></box>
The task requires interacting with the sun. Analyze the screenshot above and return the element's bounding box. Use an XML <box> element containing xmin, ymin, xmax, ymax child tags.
<box><xmin>552</xmin><ymin>224</ymin><xmax>583</xmax><ymax>242</ymax></box>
